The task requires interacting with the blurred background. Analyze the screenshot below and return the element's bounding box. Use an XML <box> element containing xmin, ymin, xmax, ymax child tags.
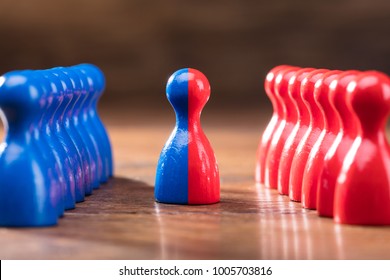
<box><xmin>0</xmin><ymin>0</ymin><xmax>390</xmax><ymax>115</ymax></box>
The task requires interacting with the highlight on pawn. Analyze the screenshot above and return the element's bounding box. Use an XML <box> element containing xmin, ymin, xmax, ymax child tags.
<box><xmin>256</xmin><ymin>65</ymin><xmax>390</xmax><ymax>226</ymax></box>
<box><xmin>0</xmin><ymin>64</ymin><xmax>113</xmax><ymax>227</ymax></box>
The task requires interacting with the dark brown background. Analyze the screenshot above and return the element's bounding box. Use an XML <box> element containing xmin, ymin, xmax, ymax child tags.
<box><xmin>0</xmin><ymin>0</ymin><xmax>390</xmax><ymax>112</ymax></box>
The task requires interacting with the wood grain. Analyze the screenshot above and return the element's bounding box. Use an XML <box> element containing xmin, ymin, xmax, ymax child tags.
<box><xmin>0</xmin><ymin>109</ymin><xmax>389</xmax><ymax>260</ymax></box>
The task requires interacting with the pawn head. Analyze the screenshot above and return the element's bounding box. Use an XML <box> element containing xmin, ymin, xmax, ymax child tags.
<box><xmin>0</xmin><ymin>71</ymin><xmax>44</xmax><ymax>112</ymax></box>
<box><xmin>274</xmin><ymin>66</ymin><xmax>299</xmax><ymax>100</ymax></box>
<box><xmin>264</xmin><ymin>65</ymin><xmax>289</xmax><ymax>98</ymax></box>
<box><xmin>166</xmin><ymin>68</ymin><xmax>210</xmax><ymax>115</ymax></box>
<box><xmin>348</xmin><ymin>71</ymin><xmax>390</xmax><ymax>127</ymax></box>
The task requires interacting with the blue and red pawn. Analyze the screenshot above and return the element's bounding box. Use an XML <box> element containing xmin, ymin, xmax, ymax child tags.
<box><xmin>155</xmin><ymin>68</ymin><xmax>220</xmax><ymax>205</ymax></box>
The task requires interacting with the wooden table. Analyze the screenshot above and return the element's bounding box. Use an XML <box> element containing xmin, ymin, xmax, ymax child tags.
<box><xmin>1</xmin><ymin>108</ymin><xmax>389</xmax><ymax>260</ymax></box>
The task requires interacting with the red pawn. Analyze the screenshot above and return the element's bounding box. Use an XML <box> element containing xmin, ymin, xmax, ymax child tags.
<box><xmin>289</xmin><ymin>69</ymin><xmax>328</xmax><ymax>202</ymax></box>
<box><xmin>264</xmin><ymin>66</ymin><xmax>299</xmax><ymax>189</ymax></box>
<box><xmin>188</xmin><ymin>69</ymin><xmax>220</xmax><ymax>204</ymax></box>
<box><xmin>278</xmin><ymin>68</ymin><xmax>314</xmax><ymax>195</ymax></box>
<box><xmin>317</xmin><ymin>71</ymin><xmax>359</xmax><ymax>217</ymax></box>
<box><xmin>255</xmin><ymin>65</ymin><xmax>289</xmax><ymax>184</ymax></box>
<box><xmin>301</xmin><ymin>70</ymin><xmax>341</xmax><ymax>209</ymax></box>
<box><xmin>334</xmin><ymin>71</ymin><xmax>390</xmax><ymax>225</ymax></box>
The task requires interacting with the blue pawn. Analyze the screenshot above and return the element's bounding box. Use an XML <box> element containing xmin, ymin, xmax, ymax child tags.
<box><xmin>155</xmin><ymin>69</ymin><xmax>189</xmax><ymax>204</ymax></box>
<box><xmin>0</xmin><ymin>71</ymin><xmax>60</xmax><ymax>226</ymax></box>
<box><xmin>81</xmin><ymin>64</ymin><xmax>113</xmax><ymax>179</ymax></box>
<box><xmin>30</xmin><ymin>71</ymin><xmax>66</xmax><ymax>217</ymax></box>
<box><xmin>41</xmin><ymin>70</ymin><xmax>76</xmax><ymax>209</ymax></box>
<box><xmin>61</xmin><ymin>68</ymin><xmax>93</xmax><ymax>195</ymax></box>
<box><xmin>71</xmin><ymin>66</ymin><xmax>100</xmax><ymax>189</ymax></box>
<box><xmin>75</xmin><ymin>65</ymin><xmax>108</xmax><ymax>183</ymax></box>
<box><xmin>51</xmin><ymin>68</ymin><xmax>85</xmax><ymax>202</ymax></box>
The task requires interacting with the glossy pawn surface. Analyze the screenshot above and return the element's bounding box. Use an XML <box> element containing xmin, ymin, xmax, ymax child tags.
<box><xmin>74</xmin><ymin>66</ymin><xmax>104</xmax><ymax>184</ymax></box>
<box><xmin>155</xmin><ymin>68</ymin><xmax>220</xmax><ymax>204</ymax></box>
<box><xmin>30</xmin><ymin>71</ymin><xmax>67</xmax><ymax>217</ymax></box>
<box><xmin>255</xmin><ymin>65</ymin><xmax>288</xmax><ymax>185</ymax></box>
<box><xmin>278</xmin><ymin>68</ymin><xmax>314</xmax><ymax>195</ymax></box>
<box><xmin>73</xmin><ymin>68</ymin><xmax>100</xmax><ymax>190</ymax></box>
<box><xmin>301</xmin><ymin>70</ymin><xmax>341</xmax><ymax>209</ymax></box>
<box><xmin>51</xmin><ymin>68</ymin><xmax>86</xmax><ymax>202</ymax></box>
<box><xmin>0</xmin><ymin>71</ymin><xmax>61</xmax><ymax>226</ymax></box>
<box><xmin>62</xmin><ymin>68</ymin><xmax>93</xmax><ymax>196</ymax></box>
<box><xmin>82</xmin><ymin>64</ymin><xmax>113</xmax><ymax>181</ymax></box>
<box><xmin>40</xmin><ymin>71</ymin><xmax>76</xmax><ymax>210</ymax></box>
<box><xmin>264</xmin><ymin>66</ymin><xmax>299</xmax><ymax>189</ymax></box>
<box><xmin>317</xmin><ymin>71</ymin><xmax>359</xmax><ymax>217</ymax></box>
<box><xmin>0</xmin><ymin>64</ymin><xmax>111</xmax><ymax>227</ymax></box>
<box><xmin>15</xmin><ymin>71</ymin><xmax>65</xmax><ymax>217</ymax></box>
<box><xmin>334</xmin><ymin>71</ymin><xmax>390</xmax><ymax>225</ymax></box>
<box><xmin>289</xmin><ymin>69</ymin><xmax>328</xmax><ymax>202</ymax></box>
<box><xmin>70</xmin><ymin>64</ymin><xmax>112</xmax><ymax>184</ymax></box>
